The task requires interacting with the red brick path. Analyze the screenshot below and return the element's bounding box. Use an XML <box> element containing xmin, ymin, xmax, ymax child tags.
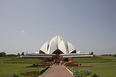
<box><xmin>39</xmin><ymin>65</ymin><xmax>74</xmax><ymax>77</ymax></box>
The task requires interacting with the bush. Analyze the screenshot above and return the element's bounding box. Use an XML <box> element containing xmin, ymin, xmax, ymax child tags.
<box><xmin>73</xmin><ymin>70</ymin><xmax>91</xmax><ymax>77</ymax></box>
<box><xmin>67</xmin><ymin>66</ymin><xmax>74</xmax><ymax>72</ymax></box>
<box><xmin>12</xmin><ymin>74</ymin><xmax>19</xmax><ymax>77</ymax></box>
<box><xmin>91</xmin><ymin>73</ymin><xmax>99</xmax><ymax>77</ymax></box>
<box><xmin>12</xmin><ymin>66</ymin><xmax>49</xmax><ymax>77</ymax></box>
<box><xmin>40</xmin><ymin>66</ymin><xmax>49</xmax><ymax>74</ymax></box>
<box><xmin>47</xmin><ymin>63</ymin><xmax>50</xmax><ymax>67</ymax></box>
<box><xmin>33</xmin><ymin>64</ymin><xmax>35</xmax><ymax>66</ymax></box>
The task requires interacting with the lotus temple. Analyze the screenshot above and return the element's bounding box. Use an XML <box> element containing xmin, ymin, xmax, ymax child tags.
<box><xmin>22</xmin><ymin>35</ymin><xmax>93</xmax><ymax>61</ymax></box>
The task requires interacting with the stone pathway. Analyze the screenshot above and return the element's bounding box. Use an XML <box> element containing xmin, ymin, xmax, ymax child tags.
<box><xmin>39</xmin><ymin>64</ymin><xmax>74</xmax><ymax>77</ymax></box>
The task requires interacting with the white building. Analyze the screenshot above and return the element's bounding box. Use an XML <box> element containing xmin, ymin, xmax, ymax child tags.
<box><xmin>22</xmin><ymin>35</ymin><xmax>93</xmax><ymax>61</ymax></box>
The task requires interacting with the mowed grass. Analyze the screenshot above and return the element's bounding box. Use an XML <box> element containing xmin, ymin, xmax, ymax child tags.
<box><xmin>72</xmin><ymin>56</ymin><xmax>116</xmax><ymax>77</ymax></box>
<box><xmin>0</xmin><ymin>56</ymin><xmax>42</xmax><ymax>64</ymax></box>
<box><xmin>98</xmin><ymin>55</ymin><xmax>116</xmax><ymax>60</ymax></box>
<box><xmin>0</xmin><ymin>57</ymin><xmax>43</xmax><ymax>77</ymax></box>
<box><xmin>73</xmin><ymin>55</ymin><xmax>115</xmax><ymax>63</ymax></box>
<box><xmin>0</xmin><ymin>56</ymin><xmax>15</xmax><ymax>62</ymax></box>
<box><xmin>0</xmin><ymin>63</ymin><xmax>44</xmax><ymax>77</ymax></box>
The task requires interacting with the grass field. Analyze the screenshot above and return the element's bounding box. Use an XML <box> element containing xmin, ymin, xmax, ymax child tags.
<box><xmin>72</xmin><ymin>55</ymin><xmax>116</xmax><ymax>77</ymax></box>
<box><xmin>0</xmin><ymin>56</ymin><xmax>43</xmax><ymax>77</ymax></box>
<box><xmin>0</xmin><ymin>63</ymin><xmax>42</xmax><ymax>77</ymax></box>
<box><xmin>1</xmin><ymin>56</ymin><xmax>116</xmax><ymax>77</ymax></box>
<box><xmin>0</xmin><ymin>56</ymin><xmax>42</xmax><ymax>64</ymax></box>
<box><xmin>98</xmin><ymin>55</ymin><xmax>116</xmax><ymax>60</ymax></box>
<box><xmin>73</xmin><ymin>55</ymin><xmax>116</xmax><ymax>63</ymax></box>
<box><xmin>69</xmin><ymin>62</ymin><xmax>116</xmax><ymax>77</ymax></box>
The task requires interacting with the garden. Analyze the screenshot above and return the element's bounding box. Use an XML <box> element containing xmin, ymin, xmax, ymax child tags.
<box><xmin>0</xmin><ymin>56</ymin><xmax>49</xmax><ymax>77</ymax></box>
<box><xmin>0</xmin><ymin>55</ymin><xmax>116</xmax><ymax>77</ymax></box>
<box><xmin>66</xmin><ymin>55</ymin><xmax>116</xmax><ymax>77</ymax></box>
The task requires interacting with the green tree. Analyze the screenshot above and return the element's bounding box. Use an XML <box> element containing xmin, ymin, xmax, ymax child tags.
<box><xmin>0</xmin><ymin>52</ymin><xmax>6</xmax><ymax>57</ymax></box>
<box><xmin>21</xmin><ymin>52</ymin><xmax>24</xmax><ymax>56</ymax></box>
<box><xmin>17</xmin><ymin>53</ymin><xmax>20</xmax><ymax>56</ymax></box>
<box><xmin>90</xmin><ymin>52</ymin><xmax>93</xmax><ymax>55</ymax></box>
<box><xmin>114</xmin><ymin>54</ymin><xmax>116</xmax><ymax>57</ymax></box>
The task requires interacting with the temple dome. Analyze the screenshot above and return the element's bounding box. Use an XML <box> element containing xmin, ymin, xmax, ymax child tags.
<box><xmin>39</xmin><ymin>35</ymin><xmax>76</xmax><ymax>54</ymax></box>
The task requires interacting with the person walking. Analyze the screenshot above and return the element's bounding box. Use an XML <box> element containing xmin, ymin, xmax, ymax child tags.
<box><xmin>58</xmin><ymin>60</ymin><xmax>59</xmax><ymax>65</ymax></box>
<box><xmin>60</xmin><ymin>60</ymin><xmax>62</xmax><ymax>65</ymax></box>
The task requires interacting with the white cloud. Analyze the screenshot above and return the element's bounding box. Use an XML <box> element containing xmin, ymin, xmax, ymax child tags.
<box><xmin>21</xmin><ymin>30</ymin><xmax>26</xmax><ymax>35</ymax></box>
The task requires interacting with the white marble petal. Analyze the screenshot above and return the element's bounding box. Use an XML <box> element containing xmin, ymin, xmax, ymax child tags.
<box><xmin>59</xmin><ymin>41</ymin><xmax>68</xmax><ymax>54</ymax></box>
<box><xmin>40</xmin><ymin>35</ymin><xmax>76</xmax><ymax>54</ymax></box>
<box><xmin>48</xmin><ymin>41</ymin><xmax>57</xmax><ymax>54</ymax></box>
<box><xmin>68</xmin><ymin>42</ymin><xmax>76</xmax><ymax>53</ymax></box>
<box><xmin>40</xmin><ymin>42</ymin><xmax>48</xmax><ymax>54</ymax></box>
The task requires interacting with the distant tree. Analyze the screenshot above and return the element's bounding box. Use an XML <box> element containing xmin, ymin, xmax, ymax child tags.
<box><xmin>7</xmin><ymin>54</ymin><xmax>16</xmax><ymax>57</ymax></box>
<box><xmin>90</xmin><ymin>52</ymin><xmax>93</xmax><ymax>55</ymax></box>
<box><xmin>114</xmin><ymin>54</ymin><xmax>116</xmax><ymax>57</ymax></box>
<box><xmin>17</xmin><ymin>53</ymin><xmax>20</xmax><ymax>56</ymax></box>
<box><xmin>21</xmin><ymin>52</ymin><xmax>24</xmax><ymax>56</ymax></box>
<box><xmin>0</xmin><ymin>52</ymin><xmax>6</xmax><ymax>57</ymax></box>
<box><xmin>109</xmin><ymin>54</ymin><xmax>112</xmax><ymax>56</ymax></box>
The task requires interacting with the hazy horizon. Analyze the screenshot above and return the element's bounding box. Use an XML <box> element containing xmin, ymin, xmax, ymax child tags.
<box><xmin>0</xmin><ymin>0</ymin><xmax>116</xmax><ymax>55</ymax></box>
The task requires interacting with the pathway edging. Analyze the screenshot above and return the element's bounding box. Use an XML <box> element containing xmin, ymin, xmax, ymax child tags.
<box><xmin>65</xmin><ymin>66</ymin><xmax>73</xmax><ymax>75</ymax></box>
<box><xmin>39</xmin><ymin>67</ymin><xmax>49</xmax><ymax>77</ymax></box>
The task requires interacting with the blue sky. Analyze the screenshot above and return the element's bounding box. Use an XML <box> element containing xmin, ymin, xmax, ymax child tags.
<box><xmin>0</xmin><ymin>0</ymin><xmax>116</xmax><ymax>55</ymax></box>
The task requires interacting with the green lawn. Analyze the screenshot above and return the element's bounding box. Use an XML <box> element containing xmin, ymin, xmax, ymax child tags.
<box><xmin>71</xmin><ymin>56</ymin><xmax>116</xmax><ymax>77</ymax></box>
<box><xmin>0</xmin><ymin>63</ymin><xmax>44</xmax><ymax>77</ymax></box>
<box><xmin>0</xmin><ymin>56</ymin><xmax>42</xmax><ymax>64</ymax></box>
<box><xmin>1</xmin><ymin>56</ymin><xmax>116</xmax><ymax>77</ymax></box>
<box><xmin>0</xmin><ymin>56</ymin><xmax>15</xmax><ymax>63</ymax></box>
<box><xmin>98</xmin><ymin>55</ymin><xmax>116</xmax><ymax>60</ymax></box>
<box><xmin>73</xmin><ymin>55</ymin><xmax>115</xmax><ymax>63</ymax></box>
<box><xmin>68</xmin><ymin>62</ymin><xmax>116</xmax><ymax>77</ymax></box>
<box><xmin>0</xmin><ymin>57</ymin><xmax>43</xmax><ymax>77</ymax></box>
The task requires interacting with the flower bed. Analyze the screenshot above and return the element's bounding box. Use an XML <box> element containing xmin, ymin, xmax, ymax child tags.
<box><xmin>12</xmin><ymin>66</ymin><xmax>49</xmax><ymax>77</ymax></box>
<box><xmin>67</xmin><ymin>66</ymin><xmax>98</xmax><ymax>77</ymax></box>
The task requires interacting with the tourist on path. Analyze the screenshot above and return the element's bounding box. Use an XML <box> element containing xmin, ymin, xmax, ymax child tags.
<box><xmin>60</xmin><ymin>60</ymin><xmax>62</xmax><ymax>65</ymax></box>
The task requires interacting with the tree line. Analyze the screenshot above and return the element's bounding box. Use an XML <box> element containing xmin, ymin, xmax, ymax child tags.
<box><xmin>0</xmin><ymin>52</ymin><xmax>24</xmax><ymax>57</ymax></box>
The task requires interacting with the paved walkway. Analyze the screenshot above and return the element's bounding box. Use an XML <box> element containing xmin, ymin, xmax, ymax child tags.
<box><xmin>40</xmin><ymin>65</ymin><xmax>74</xmax><ymax>77</ymax></box>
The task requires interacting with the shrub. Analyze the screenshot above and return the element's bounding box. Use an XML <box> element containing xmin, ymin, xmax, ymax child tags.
<box><xmin>91</xmin><ymin>73</ymin><xmax>99</xmax><ymax>77</ymax></box>
<box><xmin>12</xmin><ymin>66</ymin><xmax>49</xmax><ymax>77</ymax></box>
<box><xmin>37</xmin><ymin>63</ymin><xmax>38</xmax><ymax>66</ymax></box>
<box><xmin>47</xmin><ymin>63</ymin><xmax>50</xmax><ymax>67</ymax></box>
<box><xmin>40</xmin><ymin>66</ymin><xmax>49</xmax><ymax>75</ymax></box>
<box><xmin>73</xmin><ymin>70</ymin><xmax>91</xmax><ymax>77</ymax></box>
<box><xmin>12</xmin><ymin>74</ymin><xmax>19</xmax><ymax>77</ymax></box>
<box><xmin>67</xmin><ymin>66</ymin><xmax>74</xmax><ymax>72</ymax></box>
<box><xmin>33</xmin><ymin>64</ymin><xmax>35</xmax><ymax>66</ymax></box>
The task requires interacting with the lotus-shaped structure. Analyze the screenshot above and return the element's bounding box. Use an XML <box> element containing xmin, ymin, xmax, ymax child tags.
<box><xmin>22</xmin><ymin>35</ymin><xmax>93</xmax><ymax>60</ymax></box>
<box><xmin>39</xmin><ymin>35</ymin><xmax>76</xmax><ymax>54</ymax></box>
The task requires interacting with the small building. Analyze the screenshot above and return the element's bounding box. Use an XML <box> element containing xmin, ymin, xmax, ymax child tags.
<box><xmin>22</xmin><ymin>35</ymin><xmax>93</xmax><ymax>61</ymax></box>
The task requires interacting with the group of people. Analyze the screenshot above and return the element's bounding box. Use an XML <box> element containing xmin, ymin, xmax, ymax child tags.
<box><xmin>53</xmin><ymin>60</ymin><xmax>62</xmax><ymax>65</ymax></box>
